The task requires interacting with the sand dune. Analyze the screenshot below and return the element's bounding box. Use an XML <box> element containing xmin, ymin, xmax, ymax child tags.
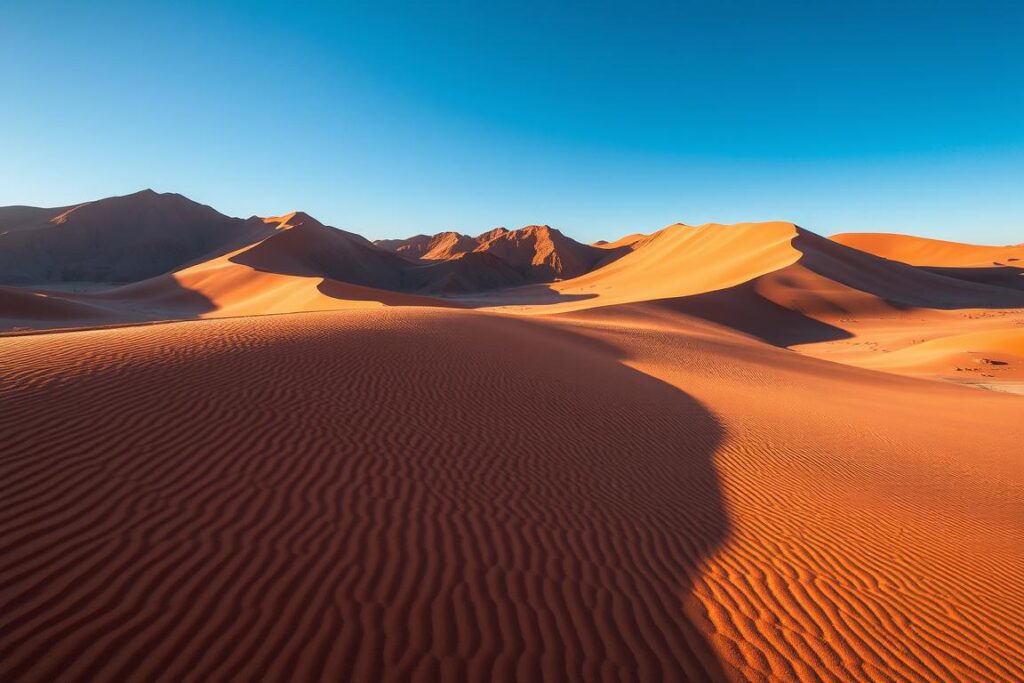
<box><xmin>483</xmin><ymin>222</ymin><xmax>1024</xmax><ymax>313</ymax></box>
<box><xmin>833</xmin><ymin>232</ymin><xmax>1024</xmax><ymax>267</ymax></box>
<box><xmin>855</xmin><ymin>327</ymin><xmax>1024</xmax><ymax>380</ymax></box>
<box><xmin>0</xmin><ymin>285</ymin><xmax>125</xmax><ymax>332</ymax></box>
<box><xmin>832</xmin><ymin>232</ymin><xmax>1024</xmax><ymax>292</ymax></box>
<box><xmin>1</xmin><ymin>308</ymin><xmax>1021</xmax><ymax>681</ymax></box>
<box><xmin>0</xmin><ymin>204</ymin><xmax>78</xmax><ymax>233</ymax></box>
<box><xmin>593</xmin><ymin>232</ymin><xmax>648</xmax><ymax>250</ymax></box>
<box><xmin>2</xmin><ymin>193</ymin><xmax>1023</xmax><ymax>680</ymax></box>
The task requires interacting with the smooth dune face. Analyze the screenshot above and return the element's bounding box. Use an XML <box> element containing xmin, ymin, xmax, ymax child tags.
<box><xmin>493</xmin><ymin>222</ymin><xmax>805</xmax><ymax>311</ymax></box>
<box><xmin>2</xmin><ymin>196</ymin><xmax>1023</xmax><ymax>681</ymax></box>
<box><xmin>556</xmin><ymin>222</ymin><xmax>800</xmax><ymax>301</ymax></box>
<box><xmin>833</xmin><ymin>232</ymin><xmax>1024</xmax><ymax>267</ymax></box>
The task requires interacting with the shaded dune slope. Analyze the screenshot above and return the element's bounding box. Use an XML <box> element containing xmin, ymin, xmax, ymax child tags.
<box><xmin>833</xmin><ymin>232</ymin><xmax>1024</xmax><ymax>291</ymax></box>
<box><xmin>0</xmin><ymin>285</ymin><xmax>124</xmax><ymax>331</ymax></box>
<box><xmin>0</xmin><ymin>310</ymin><xmax>728</xmax><ymax>682</ymax></box>
<box><xmin>0</xmin><ymin>204</ymin><xmax>78</xmax><ymax>233</ymax></box>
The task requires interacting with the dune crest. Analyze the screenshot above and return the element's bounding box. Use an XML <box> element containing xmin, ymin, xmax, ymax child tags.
<box><xmin>833</xmin><ymin>232</ymin><xmax>1024</xmax><ymax>267</ymax></box>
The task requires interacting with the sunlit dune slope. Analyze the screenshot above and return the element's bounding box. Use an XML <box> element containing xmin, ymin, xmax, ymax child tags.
<box><xmin>544</xmin><ymin>222</ymin><xmax>802</xmax><ymax>307</ymax></box>
<box><xmin>833</xmin><ymin>232</ymin><xmax>1024</xmax><ymax>267</ymax></box>
<box><xmin>470</xmin><ymin>222</ymin><xmax>1024</xmax><ymax>385</ymax></box>
<box><xmin>1</xmin><ymin>308</ymin><xmax>1020</xmax><ymax>681</ymax></box>
<box><xmin>593</xmin><ymin>232</ymin><xmax>648</xmax><ymax>250</ymax></box>
<box><xmin>856</xmin><ymin>327</ymin><xmax>1024</xmax><ymax>379</ymax></box>
<box><xmin>832</xmin><ymin>232</ymin><xmax>1024</xmax><ymax>292</ymax></box>
<box><xmin>486</xmin><ymin>221</ymin><xmax>1024</xmax><ymax>314</ymax></box>
<box><xmin>88</xmin><ymin>213</ymin><xmax>453</xmax><ymax>320</ymax></box>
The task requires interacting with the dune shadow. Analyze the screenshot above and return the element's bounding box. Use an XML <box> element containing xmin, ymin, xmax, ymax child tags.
<box><xmin>390</xmin><ymin>312</ymin><xmax>734</xmax><ymax>680</ymax></box>
<box><xmin>0</xmin><ymin>307</ymin><xmax>732</xmax><ymax>681</ymax></box>
<box><xmin>636</xmin><ymin>281</ymin><xmax>855</xmax><ymax>347</ymax></box>
<box><xmin>919</xmin><ymin>264</ymin><xmax>1024</xmax><ymax>292</ymax></box>
<box><xmin>445</xmin><ymin>283</ymin><xmax>601</xmax><ymax>307</ymax></box>
<box><xmin>796</xmin><ymin>232</ymin><xmax>1024</xmax><ymax>311</ymax></box>
<box><xmin>0</xmin><ymin>277</ymin><xmax>220</xmax><ymax>334</ymax></box>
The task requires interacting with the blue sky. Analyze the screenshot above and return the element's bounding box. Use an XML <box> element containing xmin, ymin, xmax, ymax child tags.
<box><xmin>2</xmin><ymin>1</ymin><xmax>1022</xmax><ymax>243</ymax></box>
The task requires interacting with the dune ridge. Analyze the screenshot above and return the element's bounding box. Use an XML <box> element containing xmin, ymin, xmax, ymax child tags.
<box><xmin>832</xmin><ymin>232</ymin><xmax>1024</xmax><ymax>267</ymax></box>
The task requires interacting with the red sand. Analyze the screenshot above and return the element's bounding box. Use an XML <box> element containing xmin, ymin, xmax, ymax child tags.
<box><xmin>2</xmin><ymin>199</ymin><xmax>1023</xmax><ymax>681</ymax></box>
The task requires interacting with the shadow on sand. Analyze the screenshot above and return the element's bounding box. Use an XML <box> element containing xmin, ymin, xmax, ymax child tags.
<box><xmin>919</xmin><ymin>264</ymin><xmax>1024</xmax><ymax>292</ymax></box>
<box><xmin>795</xmin><ymin>231</ymin><xmax>1024</xmax><ymax>310</ymax></box>
<box><xmin>0</xmin><ymin>306</ymin><xmax>732</xmax><ymax>681</ymax></box>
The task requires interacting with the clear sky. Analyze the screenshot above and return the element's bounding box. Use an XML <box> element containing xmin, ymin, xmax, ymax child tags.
<box><xmin>2</xmin><ymin>1</ymin><xmax>1022</xmax><ymax>243</ymax></box>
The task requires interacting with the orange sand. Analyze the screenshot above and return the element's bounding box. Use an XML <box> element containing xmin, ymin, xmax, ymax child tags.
<box><xmin>1</xmin><ymin>197</ymin><xmax>1023</xmax><ymax>681</ymax></box>
<box><xmin>832</xmin><ymin>232</ymin><xmax>1024</xmax><ymax>267</ymax></box>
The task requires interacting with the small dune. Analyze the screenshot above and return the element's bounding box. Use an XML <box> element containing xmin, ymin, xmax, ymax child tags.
<box><xmin>858</xmin><ymin>327</ymin><xmax>1024</xmax><ymax>378</ymax></box>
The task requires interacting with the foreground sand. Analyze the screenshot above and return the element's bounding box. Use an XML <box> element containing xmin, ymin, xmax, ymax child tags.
<box><xmin>2</xmin><ymin>307</ymin><xmax>1021</xmax><ymax>681</ymax></box>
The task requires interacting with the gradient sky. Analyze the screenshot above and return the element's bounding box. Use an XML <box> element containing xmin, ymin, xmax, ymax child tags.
<box><xmin>2</xmin><ymin>1</ymin><xmax>1022</xmax><ymax>243</ymax></box>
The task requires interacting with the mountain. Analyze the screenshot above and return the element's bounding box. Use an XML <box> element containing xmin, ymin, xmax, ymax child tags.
<box><xmin>375</xmin><ymin>231</ymin><xmax>477</xmax><ymax>260</ymax></box>
<box><xmin>375</xmin><ymin>224</ymin><xmax>629</xmax><ymax>283</ymax></box>
<box><xmin>471</xmin><ymin>224</ymin><xmax>623</xmax><ymax>282</ymax></box>
<box><xmin>0</xmin><ymin>189</ymin><xmax>273</xmax><ymax>284</ymax></box>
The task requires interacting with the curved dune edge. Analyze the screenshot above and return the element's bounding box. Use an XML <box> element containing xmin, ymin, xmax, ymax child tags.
<box><xmin>1</xmin><ymin>309</ymin><xmax>1021</xmax><ymax>681</ymax></box>
<box><xmin>483</xmin><ymin>221</ymin><xmax>805</xmax><ymax>313</ymax></box>
<box><xmin>832</xmin><ymin>232</ymin><xmax>1024</xmax><ymax>267</ymax></box>
<box><xmin>6</xmin><ymin>217</ymin><xmax>1024</xmax><ymax>393</ymax></box>
<box><xmin>0</xmin><ymin>285</ymin><xmax>131</xmax><ymax>335</ymax></box>
<box><xmin>149</xmin><ymin>260</ymin><xmax>453</xmax><ymax>318</ymax></box>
